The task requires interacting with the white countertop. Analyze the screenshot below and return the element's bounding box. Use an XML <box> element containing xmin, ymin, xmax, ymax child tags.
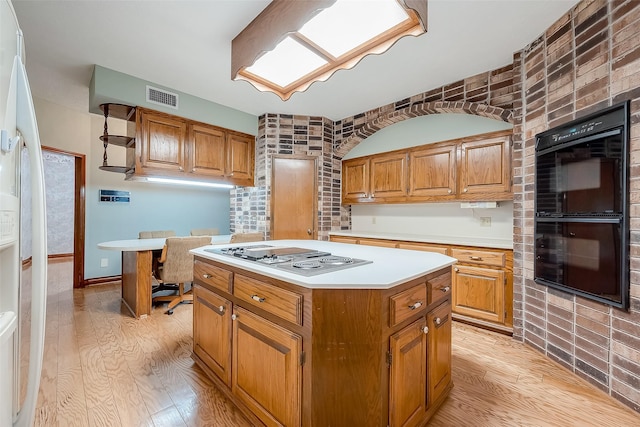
<box><xmin>98</xmin><ymin>234</ymin><xmax>232</xmax><ymax>251</ymax></box>
<box><xmin>329</xmin><ymin>230</ymin><xmax>513</xmax><ymax>250</ymax></box>
<box><xmin>191</xmin><ymin>239</ymin><xmax>457</xmax><ymax>290</ymax></box>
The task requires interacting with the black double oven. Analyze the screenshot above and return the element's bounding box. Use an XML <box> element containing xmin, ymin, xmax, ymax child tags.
<box><xmin>534</xmin><ymin>101</ymin><xmax>630</xmax><ymax>309</ymax></box>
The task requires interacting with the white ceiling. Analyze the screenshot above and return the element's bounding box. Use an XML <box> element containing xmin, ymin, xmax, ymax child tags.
<box><xmin>12</xmin><ymin>0</ymin><xmax>578</xmax><ymax>121</ymax></box>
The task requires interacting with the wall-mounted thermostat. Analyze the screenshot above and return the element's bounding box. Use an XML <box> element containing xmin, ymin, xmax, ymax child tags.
<box><xmin>99</xmin><ymin>189</ymin><xmax>130</xmax><ymax>203</ymax></box>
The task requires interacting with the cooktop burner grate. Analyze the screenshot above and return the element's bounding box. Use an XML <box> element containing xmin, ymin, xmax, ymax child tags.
<box><xmin>319</xmin><ymin>256</ymin><xmax>353</xmax><ymax>265</ymax></box>
<box><xmin>292</xmin><ymin>260</ymin><xmax>323</xmax><ymax>269</ymax></box>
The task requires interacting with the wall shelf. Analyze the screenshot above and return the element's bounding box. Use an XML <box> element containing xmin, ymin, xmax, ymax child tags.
<box><xmin>99</xmin><ymin>103</ymin><xmax>136</xmax><ymax>173</ymax></box>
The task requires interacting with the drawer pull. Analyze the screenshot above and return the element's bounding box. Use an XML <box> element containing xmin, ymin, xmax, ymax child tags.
<box><xmin>251</xmin><ymin>294</ymin><xmax>266</xmax><ymax>303</ymax></box>
<box><xmin>435</xmin><ymin>317</ymin><xmax>442</xmax><ymax>326</ymax></box>
<box><xmin>454</xmin><ymin>267</ymin><xmax>459</xmax><ymax>272</ymax></box>
<box><xmin>469</xmin><ymin>256</ymin><xmax>483</xmax><ymax>261</ymax></box>
<box><xmin>441</xmin><ymin>286</ymin><xmax>450</xmax><ymax>293</ymax></box>
<box><xmin>408</xmin><ymin>301</ymin><xmax>423</xmax><ymax>310</ymax></box>
<box><xmin>422</xmin><ymin>326</ymin><xmax>429</xmax><ymax>334</ymax></box>
<box><xmin>231</xmin><ymin>314</ymin><xmax>237</xmax><ymax>320</ymax></box>
<box><xmin>218</xmin><ymin>305</ymin><xmax>225</xmax><ymax>313</ymax></box>
<box><xmin>202</xmin><ymin>273</ymin><xmax>213</xmax><ymax>279</ymax></box>
<box><xmin>447</xmin><ymin>188</ymin><xmax>452</xmax><ymax>194</ymax></box>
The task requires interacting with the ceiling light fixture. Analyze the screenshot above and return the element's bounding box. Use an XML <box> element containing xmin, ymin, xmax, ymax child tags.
<box><xmin>232</xmin><ymin>0</ymin><xmax>427</xmax><ymax>100</ymax></box>
<box><xmin>146</xmin><ymin>177</ymin><xmax>234</xmax><ymax>189</ymax></box>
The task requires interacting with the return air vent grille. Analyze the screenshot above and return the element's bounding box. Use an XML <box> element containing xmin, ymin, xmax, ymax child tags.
<box><xmin>146</xmin><ymin>85</ymin><xmax>179</xmax><ymax>109</ymax></box>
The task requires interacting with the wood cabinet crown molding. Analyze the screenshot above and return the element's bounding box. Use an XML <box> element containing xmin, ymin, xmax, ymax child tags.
<box><xmin>342</xmin><ymin>129</ymin><xmax>513</xmax><ymax>205</ymax></box>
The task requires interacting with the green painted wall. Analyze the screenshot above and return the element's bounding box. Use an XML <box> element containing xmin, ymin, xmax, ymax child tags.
<box><xmin>89</xmin><ymin>65</ymin><xmax>258</xmax><ymax>135</ymax></box>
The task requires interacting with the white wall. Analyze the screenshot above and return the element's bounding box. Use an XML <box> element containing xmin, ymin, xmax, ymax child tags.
<box><xmin>33</xmin><ymin>98</ymin><xmax>233</xmax><ymax>280</ymax></box>
<box><xmin>351</xmin><ymin>202</ymin><xmax>514</xmax><ymax>241</ymax></box>
<box><xmin>345</xmin><ymin>114</ymin><xmax>514</xmax><ymax>241</ymax></box>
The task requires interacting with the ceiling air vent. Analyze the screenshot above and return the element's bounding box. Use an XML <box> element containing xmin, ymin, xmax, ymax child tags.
<box><xmin>146</xmin><ymin>85</ymin><xmax>179</xmax><ymax>109</ymax></box>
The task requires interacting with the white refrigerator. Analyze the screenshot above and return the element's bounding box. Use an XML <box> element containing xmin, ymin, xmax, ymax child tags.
<box><xmin>0</xmin><ymin>1</ymin><xmax>48</xmax><ymax>426</ymax></box>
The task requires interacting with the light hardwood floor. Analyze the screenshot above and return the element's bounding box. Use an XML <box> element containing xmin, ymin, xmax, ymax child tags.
<box><xmin>27</xmin><ymin>259</ymin><xmax>640</xmax><ymax>426</ymax></box>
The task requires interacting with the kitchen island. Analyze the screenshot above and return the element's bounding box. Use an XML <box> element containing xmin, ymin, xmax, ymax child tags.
<box><xmin>190</xmin><ymin>240</ymin><xmax>457</xmax><ymax>427</ymax></box>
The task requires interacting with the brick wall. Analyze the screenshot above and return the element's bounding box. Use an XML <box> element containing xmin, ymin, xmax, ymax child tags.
<box><xmin>514</xmin><ymin>0</ymin><xmax>640</xmax><ymax>411</ymax></box>
<box><xmin>230</xmin><ymin>0</ymin><xmax>640</xmax><ymax>412</ymax></box>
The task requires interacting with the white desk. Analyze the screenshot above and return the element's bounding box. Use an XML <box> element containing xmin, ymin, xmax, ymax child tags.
<box><xmin>98</xmin><ymin>235</ymin><xmax>231</xmax><ymax>318</ymax></box>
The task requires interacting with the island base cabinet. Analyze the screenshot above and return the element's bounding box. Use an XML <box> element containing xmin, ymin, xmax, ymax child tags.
<box><xmin>193</xmin><ymin>284</ymin><xmax>232</xmax><ymax>386</ymax></box>
<box><xmin>232</xmin><ymin>307</ymin><xmax>302</xmax><ymax>427</ymax></box>
<box><xmin>389</xmin><ymin>319</ymin><xmax>428</xmax><ymax>427</ymax></box>
<box><xmin>428</xmin><ymin>301</ymin><xmax>452</xmax><ymax>405</ymax></box>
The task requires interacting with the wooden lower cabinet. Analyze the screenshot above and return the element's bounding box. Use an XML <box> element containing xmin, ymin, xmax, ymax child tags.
<box><xmin>452</xmin><ymin>264</ymin><xmax>505</xmax><ymax>324</ymax></box>
<box><xmin>192</xmin><ymin>256</ymin><xmax>453</xmax><ymax>426</ymax></box>
<box><xmin>330</xmin><ymin>235</ymin><xmax>513</xmax><ymax>332</ymax></box>
<box><xmin>389</xmin><ymin>319</ymin><xmax>428</xmax><ymax>427</ymax></box>
<box><xmin>232</xmin><ymin>307</ymin><xmax>302</xmax><ymax>427</ymax></box>
<box><xmin>193</xmin><ymin>285</ymin><xmax>232</xmax><ymax>386</ymax></box>
<box><xmin>428</xmin><ymin>301</ymin><xmax>452</xmax><ymax>405</ymax></box>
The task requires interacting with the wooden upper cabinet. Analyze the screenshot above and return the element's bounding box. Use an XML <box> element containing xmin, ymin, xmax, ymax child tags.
<box><xmin>133</xmin><ymin>106</ymin><xmax>255</xmax><ymax>186</ymax></box>
<box><xmin>409</xmin><ymin>144</ymin><xmax>456</xmax><ymax>199</ymax></box>
<box><xmin>226</xmin><ymin>132</ymin><xmax>255</xmax><ymax>186</ymax></box>
<box><xmin>137</xmin><ymin>107</ymin><xmax>188</xmax><ymax>174</ymax></box>
<box><xmin>459</xmin><ymin>134</ymin><xmax>511</xmax><ymax>198</ymax></box>
<box><xmin>341</xmin><ymin>130</ymin><xmax>512</xmax><ymax>205</ymax></box>
<box><xmin>342</xmin><ymin>157</ymin><xmax>370</xmax><ymax>202</ymax></box>
<box><xmin>189</xmin><ymin>123</ymin><xmax>226</xmax><ymax>177</ymax></box>
<box><xmin>370</xmin><ymin>152</ymin><xmax>408</xmax><ymax>200</ymax></box>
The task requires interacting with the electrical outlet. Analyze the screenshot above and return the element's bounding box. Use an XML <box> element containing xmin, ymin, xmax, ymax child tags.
<box><xmin>100</xmin><ymin>258</ymin><xmax>109</xmax><ymax>267</ymax></box>
<box><xmin>480</xmin><ymin>217</ymin><xmax>491</xmax><ymax>227</ymax></box>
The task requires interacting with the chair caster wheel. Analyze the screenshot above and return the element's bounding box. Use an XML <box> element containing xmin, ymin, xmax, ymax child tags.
<box><xmin>167</xmin><ymin>310</ymin><xmax>174</xmax><ymax>315</ymax></box>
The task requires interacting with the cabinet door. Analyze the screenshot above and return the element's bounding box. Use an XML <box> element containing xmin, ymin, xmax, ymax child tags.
<box><xmin>137</xmin><ymin>108</ymin><xmax>188</xmax><ymax>173</ymax></box>
<box><xmin>389</xmin><ymin>319</ymin><xmax>428</xmax><ymax>427</ymax></box>
<box><xmin>452</xmin><ymin>265</ymin><xmax>505</xmax><ymax>323</ymax></box>
<box><xmin>342</xmin><ymin>157</ymin><xmax>370</xmax><ymax>202</ymax></box>
<box><xmin>409</xmin><ymin>144</ymin><xmax>456</xmax><ymax>198</ymax></box>
<box><xmin>459</xmin><ymin>136</ymin><xmax>511</xmax><ymax>197</ymax></box>
<box><xmin>370</xmin><ymin>152</ymin><xmax>408</xmax><ymax>200</ymax></box>
<box><xmin>226</xmin><ymin>133</ymin><xmax>255</xmax><ymax>185</ymax></box>
<box><xmin>188</xmin><ymin>123</ymin><xmax>226</xmax><ymax>177</ymax></box>
<box><xmin>232</xmin><ymin>307</ymin><xmax>302</xmax><ymax>427</ymax></box>
<box><xmin>428</xmin><ymin>301</ymin><xmax>451</xmax><ymax>406</ymax></box>
<box><xmin>193</xmin><ymin>285</ymin><xmax>232</xmax><ymax>386</ymax></box>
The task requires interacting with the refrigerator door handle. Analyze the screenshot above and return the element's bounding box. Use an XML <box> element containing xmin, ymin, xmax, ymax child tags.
<box><xmin>12</xmin><ymin>52</ymin><xmax>48</xmax><ymax>427</ymax></box>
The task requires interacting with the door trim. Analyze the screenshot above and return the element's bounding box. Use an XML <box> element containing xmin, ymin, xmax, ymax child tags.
<box><xmin>270</xmin><ymin>155</ymin><xmax>318</xmax><ymax>240</ymax></box>
<box><xmin>43</xmin><ymin>146</ymin><xmax>86</xmax><ymax>288</ymax></box>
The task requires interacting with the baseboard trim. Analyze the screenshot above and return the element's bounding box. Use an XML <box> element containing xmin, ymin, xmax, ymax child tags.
<box><xmin>83</xmin><ymin>275</ymin><xmax>121</xmax><ymax>287</ymax></box>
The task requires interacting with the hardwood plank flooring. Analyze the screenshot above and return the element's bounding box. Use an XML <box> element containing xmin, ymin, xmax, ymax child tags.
<box><xmin>26</xmin><ymin>259</ymin><xmax>640</xmax><ymax>426</ymax></box>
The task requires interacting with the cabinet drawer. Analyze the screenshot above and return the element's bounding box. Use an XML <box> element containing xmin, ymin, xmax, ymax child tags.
<box><xmin>194</xmin><ymin>260</ymin><xmax>232</xmax><ymax>293</ymax></box>
<box><xmin>360</xmin><ymin>238</ymin><xmax>398</xmax><ymax>248</ymax></box>
<box><xmin>429</xmin><ymin>272</ymin><xmax>452</xmax><ymax>306</ymax></box>
<box><xmin>397</xmin><ymin>242</ymin><xmax>449</xmax><ymax>255</ymax></box>
<box><xmin>234</xmin><ymin>275</ymin><xmax>303</xmax><ymax>325</ymax></box>
<box><xmin>389</xmin><ymin>284</ymin><xmax>427</xmax><ymax>327</ymax></box>
<box><xmin>451</xmin><ymin>248</ymin><xmax>505</xmax><ymax>267</ymax></box>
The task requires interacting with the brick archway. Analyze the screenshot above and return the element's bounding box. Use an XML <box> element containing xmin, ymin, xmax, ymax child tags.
<box><xmin>334</xmin><ymin>101</ymin><xmax>513</xmax><ymax>158</ymax></box>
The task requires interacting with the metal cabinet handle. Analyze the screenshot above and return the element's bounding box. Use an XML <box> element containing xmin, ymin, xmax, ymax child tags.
<box><xmin>422</xmin><ymin>326</ymin><xmax>429</xmax><ymax>334</ymax></box>
<box><xmin>231</xmin><ymin>314</ymin><xmax>237</xmax><ymax>320</ymax></box>
<box><xmin>371</xmin><ymin>193</ymin><xmax>375</xmax><ymax>198</ymax></box>
<box><xmin>463</xmin><ymin>188</ymin><xmax>468</xmax><ymax>193</ymax></box>
<box><xmin>251</xmin><ymin>294</ymin><xmax>266</xmax><ymax>303</ymax></box>
<box><xmin>469</xmin><ymin>256</ymin><xmax>483</xmax><ymax>261</ymax></box>
<box><xmin>179</xmin><ymin>166</ymin><xmax>184</xmax><ymax>171</ymax></box>
<box><xmin>203</xmin><ymin>273</ymin><xmax>213</xmax><ymax>279</ymax></box>
<box><xmin>307</xmin><ymin>228</ymin><xmax>312</xmax><ymax>235</ymax></box>
<box><xmin>435</xmin><ymin>317</ymin><xmax>442</xmax><ymax>326</ymax></box>
<box><xmin>218</xmin><ymin>305</ymin><xmax>225</xmax><ymax>313</ymax></box>
<box><xmin>441</xmin><ymin>286</ymin><xmax>450</xmax><ymax>293</ymax></box>
<box><xmin>408</xmin><ymin>301</ymin><xmax>423</xmax><ymax>310</ymax></box>
<box><xmin>454</xmin><ymin>267</ymin><xmax>459</xmax><ymax>272</ymax></box>
<box><xmin>363</xmin><ymin>193</ymin><xmax>368</xmax><ymax>198</ymax></box>
<box><xmin>447</xmin><ymin>188</ymin><xmax>452</xmax><ymax>194</ymax></box>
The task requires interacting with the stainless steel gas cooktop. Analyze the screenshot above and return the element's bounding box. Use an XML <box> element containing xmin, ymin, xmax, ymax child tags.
<box><xmin>205</xmin><ymin>245</ymin><xmax>372</xmax><ymax>276</ymax></box>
